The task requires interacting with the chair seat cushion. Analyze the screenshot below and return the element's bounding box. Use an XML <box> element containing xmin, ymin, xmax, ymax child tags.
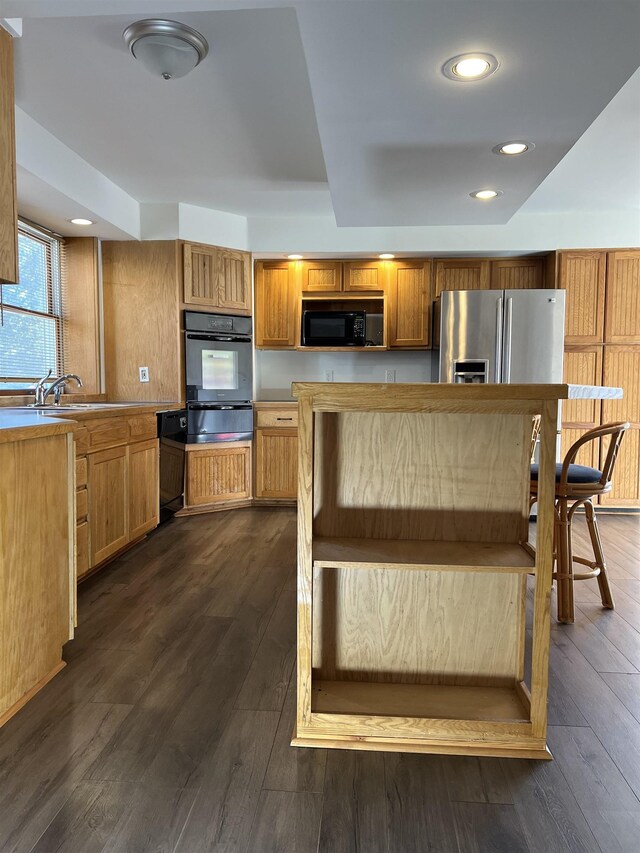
<box><xmin>530</xmin><ymin>463</ymin><xmax>602</xmax><ymax>484</ymax></box>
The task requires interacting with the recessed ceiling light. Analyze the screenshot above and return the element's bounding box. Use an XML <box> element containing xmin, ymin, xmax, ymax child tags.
<box><xmin>68</xmin><ymin>218</ymin><xmax>94</xmax><ymax>225</ymax></box>
<box><xmin>493</xmin><ymin>141</ymin><xmax>533</xmax><ymax>156</ymax></box>
<box><xmin>379</xmin><ymin>253</ymin><xmax>395</xmax><ymax>260</ymax></box>
<box><xmin>470</xmin><ymin>189</ymin><xmax>502</xmax><ymax>200</ymax></box>
<box><xmin>287</xmin><ymin>254</ymin><xmax>303</xmax><ymax>260</ymax></box>
<box><xmin>442</xmin><ymin>53</ymin><xmax>499</xmax><ymax>82</ymax></box>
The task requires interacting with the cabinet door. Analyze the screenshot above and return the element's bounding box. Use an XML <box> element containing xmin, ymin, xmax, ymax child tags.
<box><xmin>0</xmin><ymin>29</ymin><xmax>18</xmax><ymax>285</ymax></box>
<box><xmin>342</xmin><ymin>261</ymin><xmax>385</xmax><ymax>292</ymax></box>
<box><xmin>129</xmin><ymin>439</ymin><xmax>159</xmax><ymax>540</ymax></box>
<box><xmin>217</xmin><ymin>248</ymin><xmax>252</xmax><ymax>314</ymax></box>
<box><xmin>434</xmin><ymin>259</ymin><xmax>490</xmax><ymax>298</ymax></box>
<box><xmin>599</xmin><ymin>428</ymin><xmax>640</xmax><ymax>507</ymax></box>
<box><xmin>602</xmin><ymin>346</ymin><xmax>640</xmax><ymax>426</ymax></box>
<box><xmin>183</xmin><ymin>242</ymin><xmax>219</xmax><ymax>307</ymax></box>
<box><xmin>186</xmin><ymin>445</ymin><xmax>251</xmax><ymax>506</ymax></box>
<box><xmin>300</xmin><ymin>260</ymin><xmax>342</xmax><ymax>293</ymax></box>
<box><xmin>255</xmin><ymin>261</ymin><xmax>297</xmax><ymax>348</ymax></box>
<box><xmin>76</xmin><ymin>521</ymin><xmax>90</xmax><ymax>579</ymax></box>
<box><xmin>604</xmin><ymin>250</ymin><xmax>640</xmax><ymax>343</ymax></box>
<box><xmin>558</xmin><ymin>251</ymin><xmax>606</xmax><ymax>344</ymax></box>
<box><xmin>562</xmin><ymin>346</ymin><xmax>603</xmax><ymax>426</ymax></box>
<box><xmin>255</xmin><ymin>428</ymin><xmax>298</xmax><ymax>499</ymax></box>
<box><xmin>387</xmin><ymin>260</ymin><xmax>431</xmax><ymax>348</ymax></box>
<box><xmin>490</xmin><ymin>258</ymin><xmax>544</xmax><ymax>290</ymax></box>
<box><xmin>88</xmin><ymin>445</ymin><xmax>128</xmax><ymax>567</ymax></box>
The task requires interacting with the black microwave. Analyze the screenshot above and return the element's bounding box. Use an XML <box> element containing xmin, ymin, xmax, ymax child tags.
<box><xmin>301</xmin><ymin>310</ymin><xmax>366</xmax><ymax>347</ymax></box>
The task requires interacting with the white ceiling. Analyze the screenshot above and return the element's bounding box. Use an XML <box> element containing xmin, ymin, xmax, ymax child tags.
<box><xmin>7</xmin><ymin>0</ymin><xmax>640</xmax><ymax>231</ymax></box>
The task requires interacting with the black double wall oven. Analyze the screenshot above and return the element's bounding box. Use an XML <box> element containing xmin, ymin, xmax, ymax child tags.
<box><xmin>184</xmin><ymin>311</ymin><xmax>253</xmax><ymax>443</ymax></box>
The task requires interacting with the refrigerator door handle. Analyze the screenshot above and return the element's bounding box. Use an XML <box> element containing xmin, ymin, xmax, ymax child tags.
<box><xmin>503</xmin><ymin>296</ymin><xmax>514</xmax><ymax>383</ymax></box>
<box><xmin>495</xmin><ymin>296</ymin><xmax>503</xmax><ymax>382</ymax></box>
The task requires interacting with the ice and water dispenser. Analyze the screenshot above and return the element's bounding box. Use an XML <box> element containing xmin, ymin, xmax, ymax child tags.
<box><xmin>452</xmin><ymin>360</ymin><xmax>489</xmax><ymax>384</ymax></box>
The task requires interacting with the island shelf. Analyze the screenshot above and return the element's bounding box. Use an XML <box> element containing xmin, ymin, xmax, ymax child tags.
<box><xmin>291</xmin><ymin>382</ymin><xmax>565</xmax><ymax>759</ymax></box>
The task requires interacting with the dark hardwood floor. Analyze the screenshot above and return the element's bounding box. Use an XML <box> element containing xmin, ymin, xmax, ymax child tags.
<box><xmin>1</xmin><ymin>507</ymin><xmax>640</xmax><ymax>852</ymax></box>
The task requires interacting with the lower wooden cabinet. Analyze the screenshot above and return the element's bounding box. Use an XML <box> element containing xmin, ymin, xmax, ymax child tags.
<box><xmin>185</xmin><ymin>442</ymin><xmax>252</xmax><ymax>507</ymax></box>
<box><xmin>88</xmin><ymin>445</ymin><xmax>129</xmax><ymax>566</ymax></box>
<box><xmin>129</xmin><ymin>438</ymin><xmax>160</xmax><ymax>539</ymax></box>
<box><xmin>255</xmin><ymin>428</ymin><xmax>298</xmax><ymax>498</ymax></box>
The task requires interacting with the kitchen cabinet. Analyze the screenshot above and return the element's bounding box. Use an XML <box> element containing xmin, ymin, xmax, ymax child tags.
<box><xmin>71</xmin><ymin>411</ymin><xmax>159</xmax><ymax>574</ymax></box>
<box><xmin>387</xmin><ymin>259</ymin><xmax>431</xmax><ymax>348</ymax></box>
<box><xmin>562</xmin><ymin>346</ymin><xmax>603</xmax><ymax>426</ymax></box>
<box><xmin>183</xmin><ymin>241</ymin><xmax>252</xmax><ymax>314</ymax></box>
<box><xmin>604</xmin><ymin>250</ymin><xmax>640</xmax><ymax>343</ymax></box>
<box><xmin>0</xmin><ymin>422</ymin><xmax>74</xmax><ymax>728</ymax></box>
<box><xmin>88</xmin><ymin>445</ymin><xmax>129</xmax><ymax>566</ymax></box>
<box><xmin>558</xmin><ymin>251</ymin><xmax>606</xmax><ymax>344</ymax></box>
<box><xmin>0</xmin><ymin>27</ymin><xmax>18</xmax><ymax>285</ymax></box>
<box><xmin>490</xmin><ymin>257</ymin><xmax>545</xmax><ymax>290</ymax></box>
<box><xmin>255</xmin><ymin>428</ymin><xmax>298</xmax><ymax>499</ymax></box>
<box><xmin>254</xmin><ymin>404</ymin><xmax>299</xmax><ymax>501</ymax></box>
<box><xmin>600</xmin><ymin>428</ymin><xmax>640</xmax><ymax>507</ymax></box>
<box><xmin>255</xmin><ymin>261</ymin><xmax>298</xmax><ymax>348</ymax></box>
<box><xmin>128</xmin><ymin>438</ymin><xmax>160</xmax><ymax>540</ymax></box>
<box><xmin>300</xmin><ymin>260</ymin><xmax>342</xmax><ymax>293</ymax></box>
<box><xmin>185</xmin><ymin>442</ymin><xmax>252</xmax><ymax>507</ymax></box>
<box><xmin>434</xmin><ymin>259</ymin><xmax>490</xmax><ymax>297</ymax></box>
<box><xmin>342</xmin><ymin>260</ymin><xmax>385</xmax><ymax>292</ymax></box>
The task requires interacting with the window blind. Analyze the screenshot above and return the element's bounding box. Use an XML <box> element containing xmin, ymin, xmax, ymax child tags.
<box><xmin>0</xmin><ymin>221</ymin><xmax>64</xmax><ymax>387</ymax></box>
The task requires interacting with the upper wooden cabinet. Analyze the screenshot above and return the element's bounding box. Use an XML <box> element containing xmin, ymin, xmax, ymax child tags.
<box><xmin>604</xmin><ymin>250</ymin><xmax>640</xmax><ymax>343</ymax></box>
<box><xmin>342</xmin><ymin>260</ymin><xmax>385</xmax><ymax>292</ymax></box>
<box><xmin>557</xmin><ymin>251</ymin><xmax>606</xmax><ymax>344</ymax></box>
<box><xmin>490</xmin><ymin>257</ymin><xmax>545</xmax><ymax>290</ymax></box>
<box><xmin>255</xmin><ymin>261</ymin><xmax>298</xmax><ymax>348</ymax></box>
<box><xmin>0</xmin><ymin>28</ymin><xmax>18</xmax><ymax>285</ymax></box>
<box><xmin>434</xmin><ymin>259</ymin><xmax>490</xmax><ymax>297</ymax></box>
<box><xmin>300</xmin><ymin>260</ymin><xmax>342</xmax><ymax>293</ymax></box>
<box><xmin>387</xmin><ymin>260</ymin><xmax>431</xmax><ymax>349</ymax></box>
<box><xmin>300</xmin><ymin>260</ymin><xmax>385</xmax><ymax>293</ymax></box>
<box><xmin>183</xmin><ymin>242</ymin><xmax>251</xmax><ymax>314</ymax></box>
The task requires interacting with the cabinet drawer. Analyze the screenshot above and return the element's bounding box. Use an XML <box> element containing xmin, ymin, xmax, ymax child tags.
<box><xmin>128</xmin><ymin>414</ymin><xmax>157</xmax><ymax>442</ymax></box>
<box><xmin>86</xmin><ymin>417</ymin><xmax>129</xmax><ymax>451</ymax></box>
<box><xmin>76</xmin><ymin>521</ymin><xmax>89</xmax><ymax>578</ymax></box>
<box><xmin>76</xmin><ymin>487</ymin><xmax>88</xmax><ymax>522</ymax></box>
<box><xmin>76</xmin><ymin>456</ymin><xmax>87</xmax><ymax>488</ymax></box>
<box><xmin>255</xmin><ymin>408</ymin><xmax>298</xmax><ymax>428</ymax></box>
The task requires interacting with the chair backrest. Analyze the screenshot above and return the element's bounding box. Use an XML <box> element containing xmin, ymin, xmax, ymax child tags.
<box><xmin>530</xmin><ymin>415</ymin><xmax>541</xmax><ymax>463</ymax></box>
<box><xmin>561</xmin><ymin>421</ymin><xmax>630</xmax><ymax>488</ymax></box>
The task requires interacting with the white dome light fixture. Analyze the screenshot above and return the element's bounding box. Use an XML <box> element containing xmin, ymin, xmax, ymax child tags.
<box><xmin>123</xmin><ymin>19</ymin><xmax>209</xmax><ymax>80</ymax></box>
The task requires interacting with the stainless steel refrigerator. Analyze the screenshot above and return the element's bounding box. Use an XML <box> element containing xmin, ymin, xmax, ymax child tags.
<box><xmin>433</xmin><ymin>289</ymin><xmax>565</xmax><ymax>384</ymax></box>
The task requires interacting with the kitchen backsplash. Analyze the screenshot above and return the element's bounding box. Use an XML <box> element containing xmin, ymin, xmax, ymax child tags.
<box><xmin>254</xmin><ymin>350</ymin><xmax>433</xmax><ymax>400</ymax></box>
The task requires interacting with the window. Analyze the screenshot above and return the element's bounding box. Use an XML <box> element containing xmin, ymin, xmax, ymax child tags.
<box><xmin>0</xmin><ymin>221</ymin><xmax>64</xmax><ymax>390</ymax></box>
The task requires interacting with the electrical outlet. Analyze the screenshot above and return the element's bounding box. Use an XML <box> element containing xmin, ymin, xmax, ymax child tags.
<box><xmin>324</xmin><ymin>369</ymin><xmax>334</xmax><ymax>382</ymax></box>
<box><xmin>385</xmin><ymin>369</ymin><xmax>396</xmax><ymax>383</ymax></box>
<box><xmin>139</xmin><ymin>366</ymin><xmax>150</xmax><ymax>383</ymax></box>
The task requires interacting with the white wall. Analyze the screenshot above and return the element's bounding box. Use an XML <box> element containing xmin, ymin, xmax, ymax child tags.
<box><xmin>255</xmin><ymin>349</ymin><xmax>433</xmax><ymax>401</ymax></box>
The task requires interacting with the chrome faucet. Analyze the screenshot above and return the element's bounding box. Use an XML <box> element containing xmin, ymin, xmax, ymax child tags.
<box><xmin>43</xmin><ymin>374</ymin><xmax>84</xmax><ymax>405</ymax></box>
<box><xmin>32</xmin><ymin>369</ymin><xmax>53</xmax><ymax>406</ymax></box>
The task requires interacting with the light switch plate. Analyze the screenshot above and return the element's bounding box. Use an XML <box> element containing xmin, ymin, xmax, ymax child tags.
<box><xmin>385</xmin><ymin>369</ymin><xmax>396</xmax><ymax>383</ymax></box>
<box><xmin>139</xmin><ymin>366</ymin><xmax>150</xmax><ymax>383</ymax></box>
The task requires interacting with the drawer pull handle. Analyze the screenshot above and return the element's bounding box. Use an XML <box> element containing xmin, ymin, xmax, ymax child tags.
<box><xmin>276</xmin><ymin>417</ymin><xmax>293</xmax><ymax>421</ymax></box>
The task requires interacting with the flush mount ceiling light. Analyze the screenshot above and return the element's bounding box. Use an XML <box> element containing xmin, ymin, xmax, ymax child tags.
<box><xmin>470</xmin><ymin>189</ymin><xmax>502</xmax><ymax>200</ymax></box>
<box><xmin>442</xmin><ymin>53</ymin><xmax>499</xmax><ymax>82</ymax></box>
<box><xmin>123</xmin><ymin>19</ymin><xmax>209</xmax><ymax>80</ymax></box>
<box><xmin>68</xmin><ymin>218</ymin><xmax>94</xmax><ymax>225</ymax></box>
<box><xmin>287</xmin><ymin>254</ymin><xmax>303</xmax><ymax>260</ymax></box>
<box><xmin>379</xmin><ymin>253</ymin><xmax>395</xmax><ymax>259</ymax></box>
<box><xmin>493</xmin><ymin>141</ymin><xmax>533</xmax><ymax>156</ymax></box>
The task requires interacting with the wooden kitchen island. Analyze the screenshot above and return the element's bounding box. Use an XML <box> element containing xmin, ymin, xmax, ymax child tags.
<box><xmin>291</xmin><ymin>382</ymin><xmax>617</xmax><ymax>760</ymax></box>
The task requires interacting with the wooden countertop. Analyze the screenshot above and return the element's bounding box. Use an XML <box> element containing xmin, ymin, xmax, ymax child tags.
<box><xmin>291</xmin><ymin>382</ymin><xmax>623</xmax><ymax>402</ymax></box>
<box><xmin>0</xmin><ymin>402</ymin><xmax>180</xmax><ymax>443</ymax></box>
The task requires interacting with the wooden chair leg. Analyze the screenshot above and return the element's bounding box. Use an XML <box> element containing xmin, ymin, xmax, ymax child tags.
<box><xmin>555</xmin><ymin>497</ymin><xmax>575</xmax><ymax>624</ymax></box>
<box><xmin>585</xmin><ymin>500</ymin><xmax>615</xmax><ymax>610</ymax></box>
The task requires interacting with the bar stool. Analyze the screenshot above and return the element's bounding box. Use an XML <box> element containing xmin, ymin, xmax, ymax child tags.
<box><xmin>530</xmin><ymin>422</ymin><xmax>629</xmax><ymax>624</ymax></box>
